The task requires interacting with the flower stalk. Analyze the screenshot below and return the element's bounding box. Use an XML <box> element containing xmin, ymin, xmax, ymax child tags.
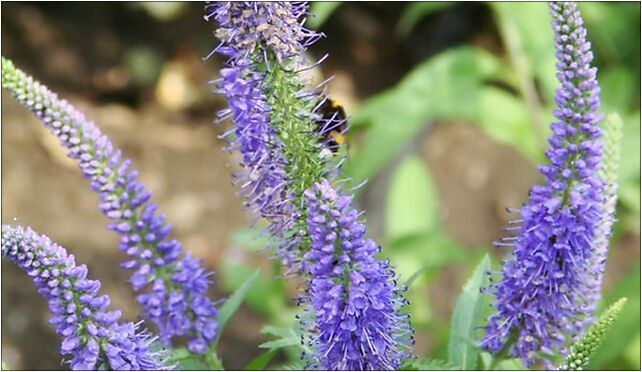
<box><xmin>481</xmin><ymin>1</ymin><xmax>606</xmax><ymax>366</ymax></box>
<box><xmin>1</xmin><ymin>225</ymin><xmax>168</xmax><ymax>370</ymax></box>
<box><xmin>1</xmin><ymin>58</ymin><xmax>219</xmax><ymax>354</ymax></box>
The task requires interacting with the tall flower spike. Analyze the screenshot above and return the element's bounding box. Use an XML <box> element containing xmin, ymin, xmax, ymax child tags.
<box><xmin>1</xmin><ymin>225</ymin><xmax>168</xmax><ymax>370</ymax></box>
<box><xmin>1</xmin><ymin>58</ymin><xmax>218</xmax><ymax>353</ymax></box>
<box><xmin>207</xmin><ymin>2</ymin><xmax>337</xmax><ymax>268</ymax></box>
<box><xmin>480</xmin><ymin>2</ymin><xmax>605</xmax><ymax>366</ymax></box>
<box><xmin>299</xmin><ymin>180</ymin><xmax>413</xmax><ymax>370</ymax></box>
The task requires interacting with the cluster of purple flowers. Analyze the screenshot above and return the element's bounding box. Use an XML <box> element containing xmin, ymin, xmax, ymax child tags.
<box><xmin>2</xmin><ymin>1</ymin><xmax>616</xmax><ymax>370</ymax></box>
<box><xmin>1</xmin><ymin>58</ymin><xmax>218</xmax><ymax>354</ymax></box>
<box><xmin>481</xmin><ymin>1</ymin><xmax>605</xmax><ymax>366</ymax></box>
<box><xmin>300</xmin><ymin>180</ymin><xmax>413</xmax><ymax>370</ymax></box>
<box><xmin>1</xmin><ymin>225</ymin><xmax>167</xmax><ymax>370</ymax></box>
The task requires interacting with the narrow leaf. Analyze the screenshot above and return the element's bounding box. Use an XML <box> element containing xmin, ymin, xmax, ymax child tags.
<box><xmin>401</xmin><ymin>358</ymin><xmax>458</xmax><ymax>370</ymax></box>
<box><xmin>448</xmin><ymin>254</ymin><xmax>491</xmax><ymax>370</ymax></box>
<box><xmin>259</xmin><ymin>337</ymin><xmax>300</xmax><ymax>350</ymax></box>
<box><xmin>244</xmin><ymin>349</ymin><xmax>279</xmax><ymax>371</ymax></box>
<box><xmin>215</xmin><ymin>269</ymin><xmax>261</xmax><ymax>344</ymax></box>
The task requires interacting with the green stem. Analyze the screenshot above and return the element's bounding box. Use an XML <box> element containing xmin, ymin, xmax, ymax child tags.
<box><xmin>494</xmin><ymin>8</ymin><xmax>547</xmax><ymax>150</ymax></box>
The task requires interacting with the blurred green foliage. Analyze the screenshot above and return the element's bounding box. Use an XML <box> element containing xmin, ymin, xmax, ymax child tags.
<box><xmin>222</xmin><ymin>2</ymin><xmax>640</xmax><ymax>370</ymax></box>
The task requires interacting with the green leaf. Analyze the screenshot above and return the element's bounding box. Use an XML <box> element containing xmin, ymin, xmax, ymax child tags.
<box><xmin>396</xmin><ymin>2</ymin><xmax>454</xmax><ymax>37</ymax></box>
<box><xmin>345</xmin><ymin>47</ymin><xmax>503</xmax><ymax>183</ymax></box>
<box><xmin>275</xmin><ymin>361</ymin><xmax>305</xmax><ymax>370</ymax></box>
<box><xmin>559</xmin><ymin>298</ymin><xmax>628</xmax><ymax>370</ymax></box>
<box><xmin>385</xmin><ymin>156</ymin><xmax>437</xmax><ymax>241</ymax></box>
<box><xmin>480</xmin><ymin>352</ymin><xmax>526</xmax><ymax>370</ymax></box>
<box><xmin>259</xmin><ymin>325</ymin><xmax>305</xmax><ymax>351</ymax></box>
<box><xmin>400</xmin><ymin>358</ymin><xmax>458</xmax><ymax>370</ymax></box>
<box><xmin>448</xmin><ymin>254</ymin><xmax>491</xmax><ymax>370</ymax></box>
<box><xmin>177</xmin><ymin>357</ymin><xmax>210</xmax><ymax>371</ymax></box>
<box><xmin>308</xmin><ymin>2</ymin><xmax>341</xmax><ymax>29</ymax></box>
<box><xmin>259</xmin><ymin>337</ymin><xmax>301</xmax><ymax>350</ymax></box>
<box><xmin>244</xmin><ymin>349</ymin><xmax>279</xmax><ymax>371</ymax></box>
<box><xmin>390</xmin><ymin>232</ymin><xmax>466</xmax><ymax>289</ymax></box>
<box><xmin>220</xmin><ymin>260</ymin><xmax>285</xmax><ymax>318</ymax></box>
<box><xmin>169</xmin><ymin>348</ymin><xmax>211</xmax><ymax>371</ymax></box>
<box><xmin>215</xmin><ymin>269</ymin><xmax>261</xmax><ymax>344</ymax></box>
<box><xmin>474</xmin><ymin>87</ymin><xmax>545</xmax><ymax>164</ymax></box>
<box><xmin>587</xmin><ymin>266</ymin><xmax>640</xmax><ymax>368</ymax></box>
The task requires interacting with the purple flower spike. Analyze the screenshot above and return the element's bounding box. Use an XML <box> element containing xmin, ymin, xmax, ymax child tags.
<box><xmin>1</xmin><ymin>225</ymin><xmax>168</xmax><ymax>370</ymax></box>
<box><xmin>206</xmin><ymin>2</ymin><xmax>318</xmax><ymax>268</ymax></box>
<box><xmin>480</xmin><ymin>2</ymin><xmax>605</xmax><ymax>366</ymax></box>
<box><xmin>300</xmin><ymin>180</ymin><xmax>413</xmax><ymax>370</ymax></box>
<box><xmin>1</xmin><ymin>58</ymin><xmax>218</xmax><ymax>353</ymax></box>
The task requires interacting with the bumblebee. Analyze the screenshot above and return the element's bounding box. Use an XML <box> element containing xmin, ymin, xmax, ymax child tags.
<box><xmin>314</xmin><ymin>98</ymin><xmax>348</xmax><ymax>154</ymax></box>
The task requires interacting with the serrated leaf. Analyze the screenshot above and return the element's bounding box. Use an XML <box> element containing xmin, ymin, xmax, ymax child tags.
<box><xmin>259</xmin><ymin>325</ymin><xmax>303</xmax><ymax>351</ymax></box>
<box><xmin>244</xmin><ymin>349</ymin><xmax>279</xmax><ymax>371</ymax></box>
<box><xmin>386</xmin><ymin>156</ymin><xmax>437</xmax><ymax>241</ymax></box>
<box><xmin>400</xmin><ymin>358</ymin><xmax>458</xmax><ymax>370</ymax></box>
<box><xmin>308</xmin><ymin>2</ymin><xmax>341</xmax><ymax>29</ymax></box>
<box><xmin>448</xmin><ymin>254</ymin><xmax>491</xmax><ymax>370</ymax></box>
<box><xmin>215</xmin><ymin>269</ymin><xmax>261</xmax><ymax>344</ymax></box>
<box><xmin>396</xmin><ymin>2</ymin><xmax>454</xmax><ymax>37</ymax></box>
<box><xmin>259</xmin><ymin>337</ymin><xmax>301</xmax><ymax>350</ymax></box>
<box><xmin>345</xmin><ymin>47</ymin><xmax>503</xmax><ymax>183</ymax></box>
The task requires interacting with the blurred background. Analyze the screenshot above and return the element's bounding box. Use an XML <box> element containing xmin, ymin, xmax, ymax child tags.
<box><xmin>1</xmin><ymin>2</ymin><xmax>639</xmax><ymax>370</ymax></box>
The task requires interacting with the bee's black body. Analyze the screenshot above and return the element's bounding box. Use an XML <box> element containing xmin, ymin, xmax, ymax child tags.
<box><xmin>314</xmin><ymin>98</ymin><xmax>347</xmax><ymax>153</ymax></box>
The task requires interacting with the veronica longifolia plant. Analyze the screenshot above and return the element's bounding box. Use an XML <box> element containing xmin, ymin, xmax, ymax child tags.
<box><xmin>206</xmin><ymin>2</ymin><xmax>343</xmax><ymax>269</ymax></box>
<box><xmin>207</xmin><ymin>3</ymin><xmax>414</xmax><ymax>370</ymax></box>
<box><xmin>481</xmin><ymin>1</ymin><xmax>607</xmax><ymax>366</ymax></box>
<box><xmin>1</xmin><ymin>58</ymin><xmax>218</xmax><ymax>354</ymax></box>
<box><xmin>2</xmin><ymin>225</ymin><xmax>167</xmax><ymax>370</ymax></box>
